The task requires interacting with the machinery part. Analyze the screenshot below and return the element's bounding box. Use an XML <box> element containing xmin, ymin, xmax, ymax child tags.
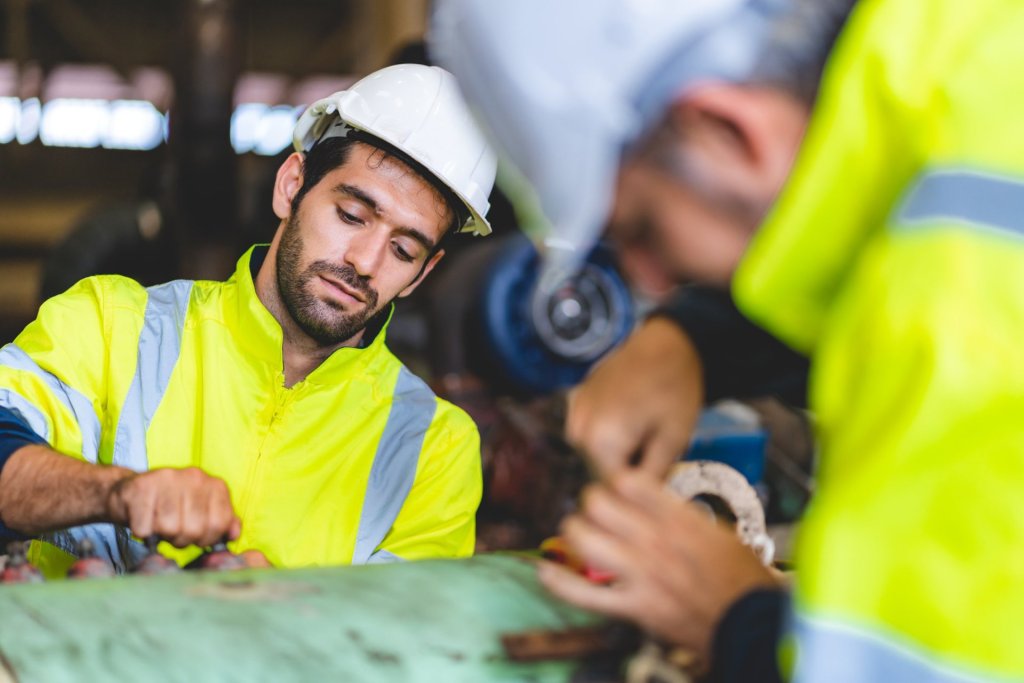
<box><xmin>185</xmin><ymin>542</ymin><xmax>247</xmax><ymax>572</ymax></box>
<box><xmin>0</xmin><ymin>555</ymin><xmax>599</xmax><ymax>682</ymax></box>
<box><xmin>292</xmin><ymin>63</ymin><xmax>497</xmax><ymax>236</ymax></box>
<box><xmin>626</xmin><ymin>642</ymin><xmax>695</xmax><ymax>683</ymax></box>
<box><xmin>539</xmin><ymin>536</ymin><xmax>615</xmax><ymax>584</ymax></box>
<box><xmin>132</xmin><ymin>536</ymin><xmax>180</xmax><ymax>576</ymax></box>
<box><xmin>666</xmin><ymin>460</ymin><xmax>774</xmax><ymax>565</ymax></box>
<box><xmin>1</xmin><ymin>541</ymin><xmax>42</xmax><ymax>584</ymax></box>
<box><xmin>502</xmin><ymin>622</ymin><xmax>639</xmax><ymax>663</ymax></box>
<box><xmin>478</xmin><ymin>234</ymin><xmax>633</xmax><ymax>396</ymax></box>
<box><xmin>476</xmin><ymin>393</ymin><xmax>591</xmax><ymax>550</ymax></box>
<box><xmin>530</xmin><ymin>259</ymin><xmax>632</xmax><ymax>363</ymax></box>
<box><xmin>688</xmin><ymin>401</ymin><xmax>769</xmax><ymax>484</ymax></box>
<box><xmin>66</xmin><ymin>538</ymin><xmax>115</xmax><ymax>580</ymax></box>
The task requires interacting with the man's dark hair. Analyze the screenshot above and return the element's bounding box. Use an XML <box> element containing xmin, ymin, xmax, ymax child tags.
<box><xmin>290</xmin><ymin>134</ymin><xmax>466</xmax><ymax>248</ymax></box>
<box><xmin>750</xmin><ymin>0</ymin><xmax>860</xmax><ymax>105</ymax></box>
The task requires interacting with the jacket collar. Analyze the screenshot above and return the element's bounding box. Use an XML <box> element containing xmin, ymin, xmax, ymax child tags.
<box><xmin>229</xmin><ymin>245</ymin><xmax>395</xmax><ymax>386</ymax></box>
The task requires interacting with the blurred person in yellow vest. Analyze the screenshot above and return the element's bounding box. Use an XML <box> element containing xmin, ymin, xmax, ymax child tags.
<box><xmin>433</xmin><ymin>0</ymin><xmax>1024</xmax><ymax>680</ymax></box>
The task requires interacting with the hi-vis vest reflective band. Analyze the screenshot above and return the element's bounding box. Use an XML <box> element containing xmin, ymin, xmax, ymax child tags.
<box><xmin>733</xmin><ymin>0</ymin><xmax>1024</xmax><ymax>680</ymax></box>
<box><xmin>0</xmin><ymin>246</ymin><xmax>482</xmax><ymax>577</ymax></box>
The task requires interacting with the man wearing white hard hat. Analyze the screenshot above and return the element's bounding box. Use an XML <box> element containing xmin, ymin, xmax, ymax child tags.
<box><xmin>433</xmin><ymin>0</ymin><xmax>1024</xmax><ymax>681</ymax></box>
<box><xmin>0</xmin><ymin>64</ymin><xmax>497</xmax><ymax>575</ymax></box>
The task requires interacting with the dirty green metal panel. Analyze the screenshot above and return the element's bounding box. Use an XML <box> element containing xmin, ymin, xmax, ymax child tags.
<box><xmin>0</xmin><ymin>555</ymin><xmax>602</xmax><ymax>682</ymax></box>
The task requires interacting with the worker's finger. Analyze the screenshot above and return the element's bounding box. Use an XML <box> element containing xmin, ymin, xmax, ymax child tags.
<box><xmin>578</xmin><ymin>422</ymin><xmax>644</xmax><ymax>481</ymax></box>
<box><xmin>240</xmin><ymin>550</ymin><xmax>272</xmax><ymax>568</ymax></box>
<box><xmin>536</xmin><ymin>560</ymin><xmax>632</xmax><ymax>618</ymax></box>
<box><xmin>180</xmin><ymin>481</ymin><xmax>211</xmax><ymax>547</ymax></box>
<box><xmin>156</xmin><ymin>483</ymin><xmax>187</xmax><ymax>547</ymax></box>
<box><xmin>638</xmin><ymin>430</ymin><xmax>687</xmax><ymax>480</ymax></box>
<box><xmin>204</xmin><ymin>479</ymin><xmax>236</xmax><ymax>547</ymax></box>
<box><xmin>565</xmin><ymin>392</ymin><xmax>644</xmax><ymax>480</ymax></box>
<box><xmin>560</xmin><ymin>514</ymin><xmax>638</xmax><ymax>576</ymax></box>
<box><xmin>124</xmin><ymin>478</ymin><xmax>157</xmax><ymax>539</ymax></box>
<box><xmin>577</xmin><ymin>483</ymin><xmax>661</xmax><ymax>545</ymax></box>
<box><xmin>606</xmin><ymin>469</ymin><xmax>676</xmax><ymax>518</ymax></box>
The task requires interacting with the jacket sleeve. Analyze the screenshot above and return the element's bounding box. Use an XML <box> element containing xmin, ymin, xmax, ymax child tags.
<box><xmin>707</xmin><ymin>588</ymin><xmax>788</xmax><ymax>683</ymax></box>
<box><xmin>0</xmin><ymin>406</ymin><xmax>48</xmax><ymax>539</ymax></box>
<box><xmin>373</xmin><ymin>404</ymin><xmax>482</xmax><ymax>561</ymax></box>
<box><xmin>0</xmin><ymin>277</ymin><xmax>116</xmax><ymax>465</ymax></box>
<box><xmin>651</xmin><ymin>286</ymin><xmax>808</xmax><ymax>407</ymax></box>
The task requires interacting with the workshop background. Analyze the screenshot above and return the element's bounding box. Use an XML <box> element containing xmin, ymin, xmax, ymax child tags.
<box><xmin>0</xmin><ymin>0</ymin><xmax>813</xmax><ymax>555</ymax></box>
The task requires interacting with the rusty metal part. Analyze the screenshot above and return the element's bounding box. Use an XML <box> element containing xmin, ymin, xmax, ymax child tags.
<box><xmin>132</xmin><ymin>536</ymin><xmax>181</xmax><ymax>576</ymax></box>
<box><xmin>1</xmin><ymin>541</ymin><xmax>43</xmax><ymax>584</ymax></box>
<box><xmin>502</xmin><ymin>622</ymin><xmax>640</xmax><ymax>662</ymax></box>
<box><xmin>626</xmin><ymin>642</ymin><xmax>696</xmax><ymax>683</ymax></box>
<box><xmin>134</xmin><ymin>553</ymin><xmax>181</xmax><ymax>576</ymax></box>
<box><xmin>67</xmin><ymin>538</ymin><xmax>115</xmax><ymax>580</ymax></box>
<box><xmin>475</xmin><ymin>393</ymin><xmax>591</xmax><ymax>551</ymax></box>
<box><xmin>666</xmin><ymin>460</ymin><xmax>774</xmax><ymax>565</ymax></box>
<box><xmin>187</xmin><ymin>543</ymin><xmax>247</xmax><ymax>572</ymax></box>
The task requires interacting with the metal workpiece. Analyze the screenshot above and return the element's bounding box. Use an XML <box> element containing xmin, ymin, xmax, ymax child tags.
<box><xmin>0</xmin><ymin>555</ymin><xmax>600</xmax><ymax>682</ymax></box>
<box><xmin>667</xmin><ymin>460</ymin><xmax>775</xmax><ymax>566</ymax></box>
<box><xmin>66</xmin><ymin>538</ymin><xmax>116</xmax><ymax>580</ymax></box>
<box><xmin>0</xmin><ymin>541</ymin><xmax>42</xmax><ymax>584</ymax></box>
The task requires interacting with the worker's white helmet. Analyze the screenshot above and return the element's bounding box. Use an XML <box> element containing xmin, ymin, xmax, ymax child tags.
<box><xmin>430</xmin><ymin>0</ymin><xmax>779</xmax><ymax>273</ymax></box>
<box><xmin>293</xmin><ymin>63</ymin><xmax>497</xmax><ymax>236</ymax></box>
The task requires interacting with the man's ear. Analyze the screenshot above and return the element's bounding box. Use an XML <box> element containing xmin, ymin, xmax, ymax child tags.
<box><xmin>272</xmin><ymin>152</ymin><xmax>306</xmax><ymax>219</ymax></box>
<box><xmin>668</xmin><ymin>83</ymin><xmax>806</xmax><ymax>199</ymax></box>
<box><xmin>399</xmin><ymin>249</ymin><xmax>445</xmax><ymax>298</ymax></box>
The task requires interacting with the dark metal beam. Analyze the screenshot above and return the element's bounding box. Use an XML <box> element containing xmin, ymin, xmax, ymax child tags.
<box><xmin>37</xmin><ymin>0</ymin><xmax>136</xmax><ymax>82</ymax></box>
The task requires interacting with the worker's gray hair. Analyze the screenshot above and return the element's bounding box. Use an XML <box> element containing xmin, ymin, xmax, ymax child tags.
<box><xmin>748</xmin><ymin>0</ymin><xmax>859</xmax><ymax>105</ymax></box>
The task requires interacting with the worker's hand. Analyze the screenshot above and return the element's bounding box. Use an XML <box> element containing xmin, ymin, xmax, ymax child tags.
<box><xmin>537</xmin><ymin>470</ymin><xmax>778</xmax><ymax>664</ymax></box>
<box><xmin>565</xmin><ymin>317</ymin><xmax>704</xmax><ymax>479</ymax></box>
<box><xmin>239</xmin><ymin>549</ymin><xmax>273</xmax><ymax>568</ymax></box>
<box><xmin>106</xmin><ymin>467</ymin><xmax>241</xmax><ymax>548</ymax></box>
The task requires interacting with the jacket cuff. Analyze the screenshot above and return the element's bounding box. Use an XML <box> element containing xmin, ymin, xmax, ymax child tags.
<box><xmin>707</xmin><ymin>587</ymin><xmax>788</xmax><ymax>683</ymax></box>
<box><xmin>0</xmin><ymin>406</ymin><xmax>47</xmax><ymax>540</ymax></box>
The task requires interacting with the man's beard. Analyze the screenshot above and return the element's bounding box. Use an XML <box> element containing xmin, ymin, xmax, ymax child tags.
<box><xmin>276</xmin><ymin>213</ymin><xmax>382</xmax><ymax>346</ymax></box>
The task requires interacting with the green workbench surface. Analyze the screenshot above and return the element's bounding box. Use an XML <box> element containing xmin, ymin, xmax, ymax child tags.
<box><xmin>0</xmin><ymin>554</ymin><xmax>601</xmax><ymax>682</ymax></box>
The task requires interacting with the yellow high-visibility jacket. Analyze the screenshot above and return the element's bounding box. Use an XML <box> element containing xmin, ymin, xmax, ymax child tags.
<box><xmin>0</xmin><ymin>246</ymin><xmax>481</xmax><ymax>577</ymax></box>
<box><xmin>734</xmin><ymin>0</ymin><xmax>1024</xmax><ymax>680</ymax></box>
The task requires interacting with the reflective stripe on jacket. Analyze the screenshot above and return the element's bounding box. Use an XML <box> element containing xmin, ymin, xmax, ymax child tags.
<box><xmin>0</xmin><ymin>246</ymin><xmax>482</xmax><ymax>576</ymax></box>
<box><xmin>734</xmin><ymin>0</ymin><xmax>1024</xmax><ymax>680</ymax></box>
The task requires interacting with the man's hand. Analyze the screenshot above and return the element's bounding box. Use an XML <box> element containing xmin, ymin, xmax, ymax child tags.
<box><xmin>537</xmin><ymin>470</ymin><xmax>778</xmax><ymax>664</ymax></box>
<box><xmin>566</xmin><ymin>317</ymin><xmax>704</xmax><ymax>479</ymax></box>
<box><xmin>106</xmin><ymin>468</ymin><xmax>241</xmax><ymax>548</ymax></box>
<box><xmin>239</xmin><ymin>549</ymin><xmax>272</xmax><ymax>568</ymax></box>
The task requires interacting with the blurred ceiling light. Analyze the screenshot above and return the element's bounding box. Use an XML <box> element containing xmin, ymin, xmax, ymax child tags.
<box><xmin>105</xmin><ymin>100</ymin><xmax>164</xmax><ymax>150</ymax></box>
<box><xmin>16</xmin><ymin>98</ymin><xmax>40</xmax><ymax>144</ymax></box>
<box><xmin>231</xmin><ymin>103</ymin><xmax>301</xmax><ymax>156</ymax></box>
<box><xmin>0</xmin><ymin>97</ymin><xmax>18</xmax><ymax>144</ymax></box>
<box><xmin>39</xmin><ymin>98</ymin><xmax>108</xmax><ymax>148</ymax></box>
<box><xmin>0</xmin><ymin>61</ymin><xmax>351</xmax><ymax>154</ymax></box>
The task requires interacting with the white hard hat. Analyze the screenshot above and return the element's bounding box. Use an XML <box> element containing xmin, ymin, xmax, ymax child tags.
<box><xmin>430</xmin><ymin>0</ymin><xmax>780</xmax><ymax>273</ymax></box>
<box><xmin>293</xmin><ymin>63</ymin><xmax>497</xmax><ymax>236</ymax></box>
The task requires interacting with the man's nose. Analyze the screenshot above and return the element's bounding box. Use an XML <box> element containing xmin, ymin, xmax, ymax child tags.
<box><xmin>344</xmin><ymin>229</ymin><xmax>386</xmax><ymax>279</ymax></box>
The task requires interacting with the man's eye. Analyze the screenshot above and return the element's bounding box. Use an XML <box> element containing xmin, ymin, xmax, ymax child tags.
<box><xmin>337</xmin><ymin>208</ymin><xmax>362</xmax><ymax>224</ymax></box>
<box><xmin>392</xmin><ymin>243</ymin><xmax>415</xmax><ymax>263</ymax></box>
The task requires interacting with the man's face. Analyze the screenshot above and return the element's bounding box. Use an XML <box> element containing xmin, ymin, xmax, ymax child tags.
<box><xmin>606</xmin><ymin>89</ymin><xmax>805</xmax><ymax>295</ymax></box>
<box><xmin>608</xmin><ymin>154</ymin><xmax>766</xmax><ymax>294</ymax></box>
<box><xmin>274</xmin><ymin>143</ymin><xmax>450</xmax><ymax>346</ymax></box>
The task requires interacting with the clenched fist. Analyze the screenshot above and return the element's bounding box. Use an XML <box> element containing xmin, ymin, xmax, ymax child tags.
<box><xmin>106</xmin><ymin>467</ymin><xmax>241</xmax><ymax>548</ymax></box>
